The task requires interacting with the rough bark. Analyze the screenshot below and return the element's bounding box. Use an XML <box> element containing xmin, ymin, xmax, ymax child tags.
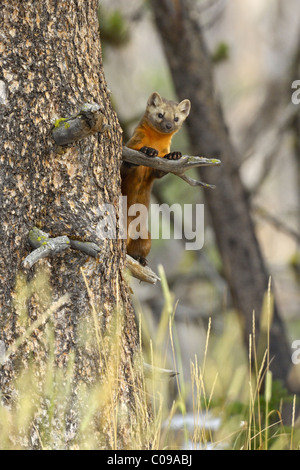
<box><xmin>0</xmin><ymin>0</ymin><xmax>149</xmax><ymax>449</ymax></box>
<box><xmin>151</xmin><ymin>0</ymin><xmax>292</xmax><ymax>387</ymax></box>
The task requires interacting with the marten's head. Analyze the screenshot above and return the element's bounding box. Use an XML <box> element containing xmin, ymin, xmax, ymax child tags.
<box><xmin>145</xmin><ymin>91</ymin><xmax>191</xmax><ymax>134</ymax></box>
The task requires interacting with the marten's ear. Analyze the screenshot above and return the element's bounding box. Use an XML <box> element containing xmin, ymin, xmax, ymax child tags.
<box><xmin>177</xmin><ymin>99</ymin><xmax>191</xmax><ymax>117</ymax></box>
<box><xmin>147</xmin><ymin>92</ymin><xmax>163</xmax><ymax>108</ymax></box>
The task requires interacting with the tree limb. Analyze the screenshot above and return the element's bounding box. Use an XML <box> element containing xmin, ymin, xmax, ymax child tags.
<box><xmin>122</xmin><ymin>146</ymin><xmax>221</xmax><ymax>189</ymax></box>
<box><xmin>23</xmin><ymin>227</ymin><xmax>160</xmax><ymax>285</ymax></box>
<box><xmin>23</xmin><ymin>227</ymin><xmax>101</xmax><ymax>269</ymax></box>
<box><xmin>23</xmin><ymin>228</ymin><xmax>71</xmax><ymax>269</ymax></box>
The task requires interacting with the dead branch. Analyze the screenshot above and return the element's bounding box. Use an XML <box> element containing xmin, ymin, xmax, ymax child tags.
<box><xmin>52</xmin><ymin>102</ymin><xmax>110</xmax><ymax>147</ymax></box>
<box><xmin>253</xmin><ymin>204</ymin><xmax>300</xmax><ymax>243</ymax></box>
<box><xmin>239</xmin><ymin>103</ymin><xmax>298</xmax><ymax>197</ymax></box>
<box><xmin>126</xmin><ymin>254</ymin><xmax>160</xmax><ymax>284</ymax></box>
<box><xmin>23</xmin><ymin>227</ymin><xmax>101</xmax><ymax>269</ymax></box>
<box><xmin>23</xmin><ymin>227</ymin><xmax>160</xmax><ymax>285</ymax></box>
<box><xmin>122</xmin><ymin>146</ymin><xmax>221</xmax><ymax>189</ymax></box>
<box><xmin>23</xmin><ymin>237</ymin><xmax>70</xmax><ymax>269</ymax></box>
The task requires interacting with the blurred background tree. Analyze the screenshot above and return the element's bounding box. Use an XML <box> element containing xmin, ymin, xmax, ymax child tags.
<box><xmin>99</xmin><ymin>0</ymin><xmax>300</xmax><ymax>412</ymax></box>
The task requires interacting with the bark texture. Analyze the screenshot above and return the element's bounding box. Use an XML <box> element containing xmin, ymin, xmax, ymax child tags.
<box><xmin>151</xmin><ymin>0</ymin><xmax>292</xmax><ymax>386</ymax></box>
<box><xmin>0</xmin><ymin>1</ymin><xmax>148</xmax><ymax>448</ymax></box>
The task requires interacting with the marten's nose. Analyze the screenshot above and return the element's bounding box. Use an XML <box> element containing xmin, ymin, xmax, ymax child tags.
<box><xmin>165</xmin><ymin>122</ymin><xmax>172</xmax><ymax>130</ymax></box>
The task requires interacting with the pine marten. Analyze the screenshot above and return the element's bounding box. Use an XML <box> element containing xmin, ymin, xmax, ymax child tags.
<box><xmin>121</xmin><ymin>92</ymin><xmax>191</xmax><ymax>266</ymax></box>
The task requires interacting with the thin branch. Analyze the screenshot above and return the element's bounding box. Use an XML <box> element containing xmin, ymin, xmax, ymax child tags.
<box><xmin>239</xmin><ymin>103</ymin><xmax>298</xmax><ymax>197</ymax></box>
<box><xmin>122</xmin><ymin>146</ymin><xmax>221</xmax><ymax>189</ymax></box>
<box><xmin>198</xmin><ymin>0</ymin><xmax>228</xmax><ymax>30</ymax></box>
<box><xmin>253</xmin><ymin>204</ymin><xmax>300</xmax><ymax>244</ymax></box>
<box><xmin>240</xmin><ymin>102</ymin><xmax>297</xmax><ymax>165</ymax></box>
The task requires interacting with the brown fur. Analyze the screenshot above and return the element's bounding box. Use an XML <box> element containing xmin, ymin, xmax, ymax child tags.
<box><xmin>121</xmin><ymin>92</ymin><xmax>191</xmax><ymax>264</ymax></box>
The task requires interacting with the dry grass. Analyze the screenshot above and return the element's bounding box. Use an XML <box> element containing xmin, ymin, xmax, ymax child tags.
<box><xmin>0</xmin><ymin>266</ymin><xmax>298</xmax><ymax>449</ymax></box>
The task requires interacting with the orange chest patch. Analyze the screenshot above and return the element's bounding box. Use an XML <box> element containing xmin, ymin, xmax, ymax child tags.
<box><xmin>131</xmin><ymin>125</ymin><xmax>174</xmax><ymax>157</ymax></box>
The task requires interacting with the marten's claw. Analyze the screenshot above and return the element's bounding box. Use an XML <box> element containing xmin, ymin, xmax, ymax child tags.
<box><xmin>139</xmin><ymin>146</ymin><xmax>159</xmax><ymax>158</ymax></box>
<box><xmin>134</xmin><ymin>255</ymin><xmax>148</xmax><ymax>267</ymax></box>
<box><xmin>164</xmin><ymin>151</ymin><xmax>182</xmax><ymax>160</ymax></box>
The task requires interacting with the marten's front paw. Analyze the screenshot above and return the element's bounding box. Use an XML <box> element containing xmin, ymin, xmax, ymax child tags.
<box><xmin>139</xmin><ymin>146</ymin><xmax>158</xmax><ymax>158</ymax></box>
<box><xmin>134</xmin><ymin>255</ymin><xmax>148</xmax><ymax>267</ymax></box>
<box><xmin>164</xmin><ymin>151</ymin><xmax>182</xmax><ymax>160</ymax></box>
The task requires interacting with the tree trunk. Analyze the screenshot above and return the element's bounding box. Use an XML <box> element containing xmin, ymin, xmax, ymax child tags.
<box><xmin>0</xmin><ymin>1</ymin><xmax>149</xmax><ymax>449</ymax></box>
<box><xmin>151</xmin><ymin>0</ymin><xmax>292</xmax><ymax>387</ymax></box>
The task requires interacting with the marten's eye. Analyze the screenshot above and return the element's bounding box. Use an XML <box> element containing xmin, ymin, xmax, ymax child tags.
<box><xmin>158</xmin><ymin>113</ymin><xmax>164</xmax><ymax>119</ymax></box>
<box><xmin>174</xmin><ymin>116</ymin><xmax>179</xmax><ymax>122</ymax></box>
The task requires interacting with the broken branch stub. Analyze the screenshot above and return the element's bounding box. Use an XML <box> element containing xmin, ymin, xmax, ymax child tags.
<box><xmin>52</xmin><ymin>102</ymin><xmax>111</xmax><ymax>147</ymax></box>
